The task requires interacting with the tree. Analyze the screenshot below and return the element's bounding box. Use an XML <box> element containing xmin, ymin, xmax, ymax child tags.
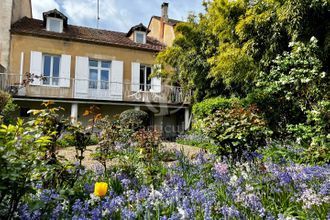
<box><xmin>157</xmin><ymin>0</ymin><xmax>330</xmax><ymax>100</ymax></box>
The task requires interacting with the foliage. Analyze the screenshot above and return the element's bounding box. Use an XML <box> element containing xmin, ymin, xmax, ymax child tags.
<box><xmin>0</xmin><ymin>90</ymin><xmax>18</xmax><ymax>123</ymax></box>
<box><xmin>0</xmin><ymin>90</ymin><xmax>11</xmax><ymax>113</ymax></box>
<box><xmin>157</xmin><ymin>0</ymin><xmax>330</xmax><ymax>100</ymax></box>
<box><xmin>119</xmin><ymin>109</ymin><xmax>149</xmax><ymax>130</ymax></box>
<box><xmin>94</xmin><ymin>116</ymin><xmax>129</xmax><ymax>171</ymax></box>
<box><xmin>72</xmin><ymin>127</ymin><xmax>91</xmax><ymax>166</ymax></box>
<box><xmin>18</xmin><ymin>151</ymin><xmax>330</xmax><ymax>219</ymax></box>
<box><xmin>28</xmin><ymin>101</ymin><xmax>68</xmax><ymax>162</ymax></box>
<box><xmin>57</xmin><ymin>133</ymin><xmax>76</xmax><ymax>148</ymax></box>
<box><xmin>0</xmin><ymin>118</ymin><xmax>51</xmax><ymax>218</ymax></box>
<box><xmin>192</xmin><ymin>96</ymin><xmax>241</xmax><ymax>119</ymax></box>
<box><xmin>82</xmin><ymin>105</ymin><xmax>102</xmax><ymax>132</ymax></box>
<box><xmin>252</xmin><ymin>38</ymin><xmax>329</xmax><ymax>142</ymax></box>
<box><xmin>257</xmin><ymin>37</ymin><xmax>328</xmax><ymax>112</ymax></box>
<box><xmin>203</xmin><ymin>104</ymin><xmax>271</xmax><ymax>160</ymax></box>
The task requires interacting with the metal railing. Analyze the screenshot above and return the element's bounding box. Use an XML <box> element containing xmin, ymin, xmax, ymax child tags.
<box><xmin>0</xmin><ymin>73</ymin><xmax>191</xmax><ymax>104</ymax></box>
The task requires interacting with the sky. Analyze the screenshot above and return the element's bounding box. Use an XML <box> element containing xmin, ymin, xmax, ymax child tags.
<box><xmin>31</xmin><ymin>0</ymin><xmax>205</xmax><ymax>32</ymax></box>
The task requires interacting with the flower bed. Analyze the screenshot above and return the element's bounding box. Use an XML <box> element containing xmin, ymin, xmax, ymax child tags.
<box><xmin>19</xmin><ymin>152</ymin><xmax>329</xmax><ymax>219</ymax></box>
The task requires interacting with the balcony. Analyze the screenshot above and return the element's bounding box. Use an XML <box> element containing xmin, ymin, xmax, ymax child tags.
<box><xmin>0</xmin><ymin>73</ymin><xmax>191</xmax><ymax>105</ymax></box>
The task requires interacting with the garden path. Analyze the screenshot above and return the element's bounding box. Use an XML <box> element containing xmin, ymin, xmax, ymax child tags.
<box><xmin>58</xmin><ymin>142</ymin><xmax>202</xmax><ymax>169</ymax></box>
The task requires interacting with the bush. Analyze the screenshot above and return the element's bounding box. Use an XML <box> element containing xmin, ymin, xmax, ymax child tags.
<box><xmin>119</xmin><ymin>109</ymin><xmax>149</xmax><ymax>130</ymax></box>
<box><xmin>203</xmin><ymin>104</ymin><xmax>271</xmax><ymax>160</ymax></box>
<box><xmin>0</xmin><ymin>90</ymin><xmax>11</xmax><ymax>113</ymax></box>
<box><xmin>57</xmin><ymin>133</ymin><xmax>76</xmax><ymax>148</ymax></box>
<box><xmin>0</xmin><ymin>90</ymin><xmax>17</xmax><ymax>123</ymax></box>
<box><xmin>192</xmin><ymin>97</ymin><xmax>242</xmax><ymax>119</ymax></box>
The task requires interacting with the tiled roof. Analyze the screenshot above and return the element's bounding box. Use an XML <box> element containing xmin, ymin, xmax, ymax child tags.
<box><xmin>151</xmin><ymin>16</ymin><xmax>182</xmax><ymax>26</ymax></box>
<box><xmin>11</xmin><ymin>17</ymin><xmax>165</xmax><ymax>52</ymax></box>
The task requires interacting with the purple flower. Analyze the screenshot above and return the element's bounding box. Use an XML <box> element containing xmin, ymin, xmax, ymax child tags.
<box><xmin>90</xmin><ymin>207</ymin><xmax>101</xmax><ymax>220</ymax></box>
<box><xmin>214</xmin><ymin>162</ymin><xmax>228</xmax><ymax>175</ymax></box>
<box><xmin>40</xmin><ymin>189</ymin><xmax>59</xmax><ymax>203</ymax></box>
<box><xmin>278</xmin><ymin>172</ymin><xmax>292</xmax><ymax>185</ymax></box>
<box><xmin>221</xmin><ymin>205</ymin><xmax>240</xmax><ymax>218</ymax></box>
<box><xmin>51</xmin><ymin>204</ymin><xmax>63</xmax><ymax>220</ymax></box>
<box><xmin>121</xmin><ymin>208</ymin><xmax>136</xmax><ymax>220</ymax></box>
<box><xmin>320</xmin><ymin>181</ymin><xmax>330</xmax><ymax>195</ymax></box>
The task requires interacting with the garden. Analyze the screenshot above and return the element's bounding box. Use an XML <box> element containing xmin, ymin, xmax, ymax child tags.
<box><xmin>1</xmin><ymin>0</ymin><xmax>330</xmax><ymax>219</ymax></box>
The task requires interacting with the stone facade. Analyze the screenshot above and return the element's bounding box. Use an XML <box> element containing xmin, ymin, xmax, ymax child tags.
<box><xmin>0</xmin><ymin>0</ymin><xmax>31</xmax><ymax>72</ymax></box>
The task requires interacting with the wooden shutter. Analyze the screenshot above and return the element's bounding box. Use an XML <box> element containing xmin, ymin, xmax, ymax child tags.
<box><xmin>151</xmin><ymin>64</ymin><xmax>162</xmax><ymax>92</ymax></box>
<box><xmin>29</xmin><ymin>51</ymin><xmax>42</xmax><ymax>85</ymax></box>
<box><xmin>60</xmin><ymin>54</ymin><xmax>71</xmax><ymax>87</ymax></box>
<box><xmin>131</xmin><ymin>62</ymin><xmax>140</xmax><ymax>92</ymax></box>
<box><xmin>110</xmin><ymin>60</ymin><xmax>124</xmax><ymax>100</ymax></box>
<box><xmin>74</xmin><ymin>56</ymin><xmax>89</xmax><ymax>98</ymax></box>
<box><xmin>151</xmin><ymin>77</ymin><xmax>161</xmax><ymax>93</ymax></box>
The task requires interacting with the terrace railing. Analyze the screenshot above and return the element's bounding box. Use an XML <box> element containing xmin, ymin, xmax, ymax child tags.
<box><xmin>0</xmin><ymin>73</ymin><xmax>191</xmax><ymax>104</ymax></box>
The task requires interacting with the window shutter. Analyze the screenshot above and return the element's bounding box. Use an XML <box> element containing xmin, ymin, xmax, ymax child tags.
<box><xmin>29</xmin><ymin>51</ymin><xmax>42</xmax><ymax>86</ymax></box>
<box><xmin>131</xmin><ymin>62</ymin><xmax>140</xmax><ymax>92</ymax></box>
<box><xmin>151</xmin><ymin>77</ymin><xmax>162</xmax><ymax>93</ymax></box>
<box><xmin>60</xmin><ymin>54</ymin><xmax>71</xmax><ymax>87</ymax></box>
<box><xmin>74</xmin><ymin>56</ymin><xmax>89</xmax><ymax>98</ymax></box>
<box><xmin>110</xmin><ymin>60</ymin><xmax>124</xmax><ymax>100</ymax></box>
<box><xmin>151</xmin><ymin>64</ymin><xmax>162</xmax><ymax>93</ymax></box>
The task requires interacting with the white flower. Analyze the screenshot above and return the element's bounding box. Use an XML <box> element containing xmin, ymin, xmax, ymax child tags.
<box><xmin>177</xmin><ymin>207</ymin><xmax>189</xmax><ymax>219</ymax></box>
<box><xmin>89</xmin><ymin>193</ymin><xmax>100</xmax><ymax>205</ymax></box>
<box><xmin>229</xmin><ymin>175</ymin><xmax>238</xmax><ymax>186</ymax></box>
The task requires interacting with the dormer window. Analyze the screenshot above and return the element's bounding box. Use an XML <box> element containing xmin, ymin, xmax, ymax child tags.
<box><xmin>127</xmin><ymin>23</ymin><xmax>150</xmax><ymax>44</ymax></box>
<box><xmin>46</xmin><ymin>17</ymin><xmax>63</xmax><ymax>32</ymax></box>
<box><xmin>135</xmin><ymin>31</ymin><xmax>146</xmax><ymax>44</ymax></box>
<box><xmin>43</xmin><ymin>9</ymin><xmax>68</xmax><ymax>33</ymax></box>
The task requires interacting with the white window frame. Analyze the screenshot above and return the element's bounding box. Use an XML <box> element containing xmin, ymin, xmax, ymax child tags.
<box><xmin>134</xmin><ymin>31</ymin><xmax>146</xmax><ymax>44</ymax></box>
<box><xmin>140</xmin><ymin>64</ymin><xmax>152</xmax><ymax>91</ymax></box>
<box><xmin>42</xmin><ymin>54</ymin><xmax>61</xmax><ymax>87</ymax></box>
<box><xmin>89</xmin><ymin>59</ymin><xmax>111</xmax><ymax>90</ymax></box>
<box><xmin>46</xmin><ymin>17</ymin><xmax>63</xmax><ymax>33</ymax></box>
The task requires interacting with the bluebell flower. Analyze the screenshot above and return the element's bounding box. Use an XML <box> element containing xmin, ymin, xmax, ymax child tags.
<box><xmin>220</xmin><ymin>205</ymin><xmax>240</xmax><ymax>218</ymax></box>
<box><xmin>278</xmin><ymin>172</ymin><xmax>292</xmax><ymax>185</ymax></box>
<box><xmin>51</xmin><ymin>204</ymin><xmax>63</xmax><ymax>220</ymax></box>
<box><xmin>121</xmin><ymin>208</ymin><xmax>136</xmax><ymax>220</ymax></box>
<box><xmin>90</xmin><ymin>207</ymin><xmax>101</xmax><ymax>220</ymax></box>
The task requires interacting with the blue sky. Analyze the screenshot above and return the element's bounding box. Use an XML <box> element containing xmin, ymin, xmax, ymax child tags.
<box><xmin>32</xmin><ymin>0</ymin><xmax>205</xmax><ymax>32</ymax></box>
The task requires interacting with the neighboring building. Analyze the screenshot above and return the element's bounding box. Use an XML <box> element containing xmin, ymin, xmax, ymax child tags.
<box><xmin>1</xmin><ymin>3</ymin><xmax>190</xmax><ymax>138</ymax></box>
<box><xmin>148</xmin><ymin>2</ymin><xmax>181</xmax><ymax>46</ymax></box>
<box><xmin>0</xmin><ymin>0</ymin><xmax>32</xmax><ymax>73</ymax></box>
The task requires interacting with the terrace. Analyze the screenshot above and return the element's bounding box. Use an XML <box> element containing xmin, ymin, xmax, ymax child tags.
<box><xmin>0</xmin><ymin>73</ymin><xmax>191</xmax><ymax>104</ymax></box>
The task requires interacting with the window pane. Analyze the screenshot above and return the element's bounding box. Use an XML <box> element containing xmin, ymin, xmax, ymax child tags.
<box><xmin>89</xmin><ymin>60</ymin><xmax>98</xmax><ymax>67</ymax></box>
<box><xmin>43</xmin><ymin>56</ymin><xmax>51</xmax><ymax>85</ymax></box>
<box><xmin>49</xmin><ymin>19</ymin><xmax>61</xmax><ymax>32</ymax></box>
<box><xmin>101</xmin><ymin>61</ymin><xmax>111</xmax><ymax>68</ymax></box>
<box><xmin>89</xmin><ymin>69</ymin><xmax>98</xmax><ymax>89</ymax></box>
<box><xmin>140</xmin><ymin>66</ymin><xmax>145</xmax><ymax>91</ymax></box>
<box><xmin>52</xmin><ymin>56</ymin><xmax>60</xmax><ymax>85</ymax></box>
<box><xmin>136</xmin><ymin>32</ymin><xmax>145</xmax><ymax>43</ymax></box>
<box><xmin>146</xmin><ymin>67</ymin><xmax>152</xmax><ymax>90</ymax></box>
<box><xmin>101</xmin><ymin>70</ymin><xmax>109</xmax><ymax>89</ymax></box>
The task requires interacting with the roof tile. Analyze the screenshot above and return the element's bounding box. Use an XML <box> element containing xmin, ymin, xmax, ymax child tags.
<box><xmin>11</xmin><ymin>17</ymin><xmax>165</xmax><ymax>52</ymax></box>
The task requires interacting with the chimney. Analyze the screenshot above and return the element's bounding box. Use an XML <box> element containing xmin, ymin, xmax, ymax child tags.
<box><xmin>161</xmin><ymin>2</ymin><xmax>169</xmax><ymax>22</ymax></box>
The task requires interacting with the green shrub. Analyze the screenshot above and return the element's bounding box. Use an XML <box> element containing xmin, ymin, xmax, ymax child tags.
<box><xmin>0</xmin><ymin>90</ymin><xmax>11</xmax><ymax>113</ymax></box>
<box><xmin>0</xmin><ymin>90</ymin><xmax>17</xmax><ymax>124</ymax></box>
<box><xmin>203</xmin><ymin>104</ymin><xmax>271</xmax><ymax>160</ymax></box>
<box><xmin>57</xmin><ymin>133</ymin><xmax>76</xmax><ymax>148</ymax></box>
<box><xmin>192</xmin><ymin>97</ymin><xmax>241</xmax><ymax>119</ymax></box>
<box><xmin>119</xmin><ymin>109</ymin><xmax>149</xmax><ymax>130</ymax></box>
<box><xmin>0</xmin><ymin>119</ymin><xmax>52</xmax><ymax>218</ymax></box>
